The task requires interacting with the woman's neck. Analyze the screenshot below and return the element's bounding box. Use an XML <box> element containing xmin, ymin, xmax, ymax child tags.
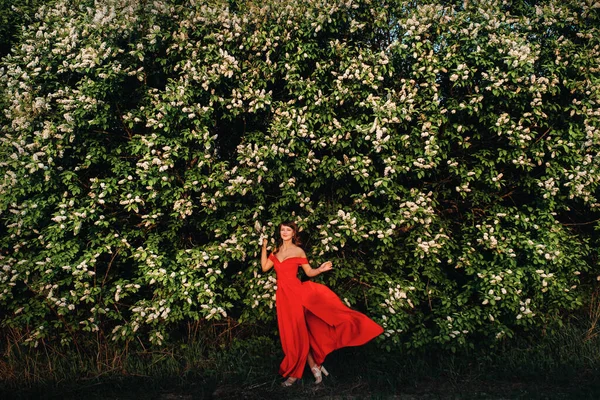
<box><xmin>280</xmin><ymin>240</ymin><xmax>293</xmax><ymax>251</ymax></box>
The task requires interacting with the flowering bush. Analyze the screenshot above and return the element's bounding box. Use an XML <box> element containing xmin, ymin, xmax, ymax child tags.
<box><xmin>1</xmin><ymin>0</ymin><xmax>599</xmax><ymax>351</ymax></box>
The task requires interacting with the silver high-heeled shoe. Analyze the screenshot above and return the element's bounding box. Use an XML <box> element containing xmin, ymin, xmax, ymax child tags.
<box><xmin>311</xmin><ymin>365</ymin><xmax>329</xmax><ymax>384</ymax></box>
<box><xmin>281</xmin><ymin>377</ymin><xmax>298</xmax><ymax>387</ymax></box>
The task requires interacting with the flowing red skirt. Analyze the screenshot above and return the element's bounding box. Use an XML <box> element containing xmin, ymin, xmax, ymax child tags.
<box><xmin>272</xmin><ymin>256</ymin><xmax>383</xmax><ymax>378</ymax></box>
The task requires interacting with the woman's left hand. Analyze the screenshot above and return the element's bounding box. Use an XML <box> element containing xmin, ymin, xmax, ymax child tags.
<box><xmin>318</xmin><ymin>261</ymin><xmax>333</xmax><ymax>273</ymax></box>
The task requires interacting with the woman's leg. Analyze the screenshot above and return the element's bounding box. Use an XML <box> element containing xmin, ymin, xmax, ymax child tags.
<box><xmin>307</xmin><ymin>348</ymin><xmax>329</xmax><ymax>383</ymax></box>
<box><xmin>307</xmin><ymin>350</ymin><xmax>317</xmax><ymax>369</ymax></box>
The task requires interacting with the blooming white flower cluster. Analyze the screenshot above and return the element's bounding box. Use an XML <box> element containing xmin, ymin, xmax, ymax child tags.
<box><xmin>236</xmin><ymin>143</ymin><xmax>269</xmax><ymax>176</ymax></box>
<box><xmin>444</xmin><ymin>315</ymin><xmax>469</xmax><ymax>339</ymax></box>
<box><xmin>346</xmin><ymin>155</ymin><xmax>373</xmax><ymax>179</ymax></box>
<box><xmin>129</xmin><ymin>299</ymin><xmax>172</xmax><ymax>326</ymax></box>
<box><xmin>90</xmin><ymin>0</ymin><xmax>141</xmax><ymax>31</ymax></box>
<box><xmin>475</xmin><ymin>222</ymin><xmax>513</xmax><ymax>255</ymax></box>
<box><xmin>379</xmin><ymin>282</ymin><xmax>418</xmax><ymax>339</ymax></box>
<box><xmin>415</xmin><ymin>231</ymin><xmax>448</xmax><ymax>257</ymax></box>
<box><xmin>477</xmin><ymin>268</ymin><xmax>516</xmax><ymax>306</ymax></box>
<box><xmin>173</xmin><ymin>198</ymin><xmax>193</xmax><ymax>219</ymax></box>
<box><xmin>539</xmin><ymin>177</ymin><xmax>559</xmax><ymax>198</ymax></box>
<box><xmin>516</xmin><ymin>298</ymin><xmax>535</xmax><ymax>320</ymax></box>
<box><xmin>317</xmin><ymin>218</ymin><xmax>344</xmax><ymax>253</ymax></box>
<box><xmin>535</xmin><ymin>268</ymin><xmax>556</xmax><ymax>293</ymax></box>
<box><xmin>225</xmin><ymin>174</ymin><xmax>255</xmax><ymax>196</ymax></box>
<box><xmin>450</xmin><ymin>63</ymin><xmax>471</xmax><ymax>82</ymax></box>
<box><xmin>249</xmin><ymin>269</ymin><xmax>277</xmax><ymax>309</ymax></box>
<box><xmin>562</xmin><ymin>163</ymin><xmax>600</xmax><ymax>205</ymax></box>
<box><xmin>382</xmin><ymin>283</ymin><xmax>415</xmax><ymax>315</ymax></box>
<box><xmin>119</xmin><ymin>193</ymin><xmax>145</xmax><ymax>211</ymax></box>
<box><xmin>199</xmin><ymin>188</ymin><xmax>225</xmax><ymax>212</ymax></box>
<box><xmin>396</xmin><ymin>189</ymin><xmax>436</xmax><ymax>229</ymax></box>
<box><xmin>149</xmin><ymin>330</ymin><xmax>164</xmax><ymax>345</ymax></box>
<box><xmin>400</xmin><ymin>4</ymin><xmax>447</xmax><ymax>37</ymax></box>
<box><xmin>201</xmin><ymin>304</ymin><xmax>228</xmax><ymax>320</ymax></box>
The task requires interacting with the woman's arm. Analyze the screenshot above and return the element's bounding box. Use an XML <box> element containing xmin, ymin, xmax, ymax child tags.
<box><xmin>301</xmin><ymin>259</ymin><xmax>333</xmax><ymax>278</ymax></box>
<box><xmin>261</xmin><ymin>239</ymin><xmax>274</xmax><ymax>273</ymax></box>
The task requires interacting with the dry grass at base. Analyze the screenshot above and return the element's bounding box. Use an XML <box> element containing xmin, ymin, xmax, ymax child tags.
<box><xmin>2</xmin><ymin>320</ymin><xmax>600</xmax><ymax>399</ymax></box>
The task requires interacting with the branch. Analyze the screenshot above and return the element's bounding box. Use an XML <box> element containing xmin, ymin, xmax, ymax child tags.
<box><xmin>561</xmin><ymin>219</ymin><xmax>600</xmax><ymax>226</ymax></box>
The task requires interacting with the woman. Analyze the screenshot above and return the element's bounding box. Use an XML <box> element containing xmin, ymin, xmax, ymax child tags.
<box><xmin>260</xmin><ymin>221</ymin><xmax>384</xmax><ymax>386</ymax></box>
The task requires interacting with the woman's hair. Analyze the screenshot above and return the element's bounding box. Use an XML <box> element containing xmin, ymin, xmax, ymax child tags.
<box><xmin>274</xmin><ymin>221</ymin><xmax>302</xmax><ymax>253</ymax></box>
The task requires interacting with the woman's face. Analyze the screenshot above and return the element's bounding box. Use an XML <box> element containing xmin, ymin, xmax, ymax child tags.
<box><xmin>279</xmin><ymin>225</ymin><xmax>295</xmax><ymax>241</ymax></box>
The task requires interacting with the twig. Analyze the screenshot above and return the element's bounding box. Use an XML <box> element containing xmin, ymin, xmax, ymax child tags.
<box><xmin>561</xmin><ymin>219</ymin><xmax>600</xmax><ymax>226</ymax></box>
<box><xmin>533</xmin><ymin>127</ymin><xmax>551</xmax><ymax>145</ymax></box>
<box><xmin>350</xmin><ymin>278</ymin><xmax>373</xmax><ymax>288</ymax></box>
<box><xmin>101</xmin><ymin>248</ymin><xmax>121</xmax><ymax>288</ymax></box>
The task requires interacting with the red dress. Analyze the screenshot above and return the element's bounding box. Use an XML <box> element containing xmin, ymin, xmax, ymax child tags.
<box><xmin>270</xmin><ymin>254</ymin><xmax>383</xmax><ymax>379</ymax></box>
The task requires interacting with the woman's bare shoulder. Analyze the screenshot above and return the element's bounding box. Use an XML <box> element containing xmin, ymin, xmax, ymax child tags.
<box><xmin>293</xmin><ymin>246</ymin><xmax>307</xmax><ymax>258</ymax></box>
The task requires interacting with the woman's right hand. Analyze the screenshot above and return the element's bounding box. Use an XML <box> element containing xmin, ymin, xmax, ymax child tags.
<box><xmin>260</xmin><ymin>237</ymin><xmax>274</xmax><ymax>272</ymax></box>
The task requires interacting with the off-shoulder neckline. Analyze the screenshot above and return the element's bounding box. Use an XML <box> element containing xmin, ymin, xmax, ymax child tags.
<box><xmin>270</xmin><ymin>254</ymin><xmax>307</xmax><ymax>264</ymax></box>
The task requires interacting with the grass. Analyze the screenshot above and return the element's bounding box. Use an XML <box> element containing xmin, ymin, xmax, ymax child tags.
<box><xmin>2</xmin><ymin>321</ymin><xmax>600</xmax><ymax>399</ymax></box>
